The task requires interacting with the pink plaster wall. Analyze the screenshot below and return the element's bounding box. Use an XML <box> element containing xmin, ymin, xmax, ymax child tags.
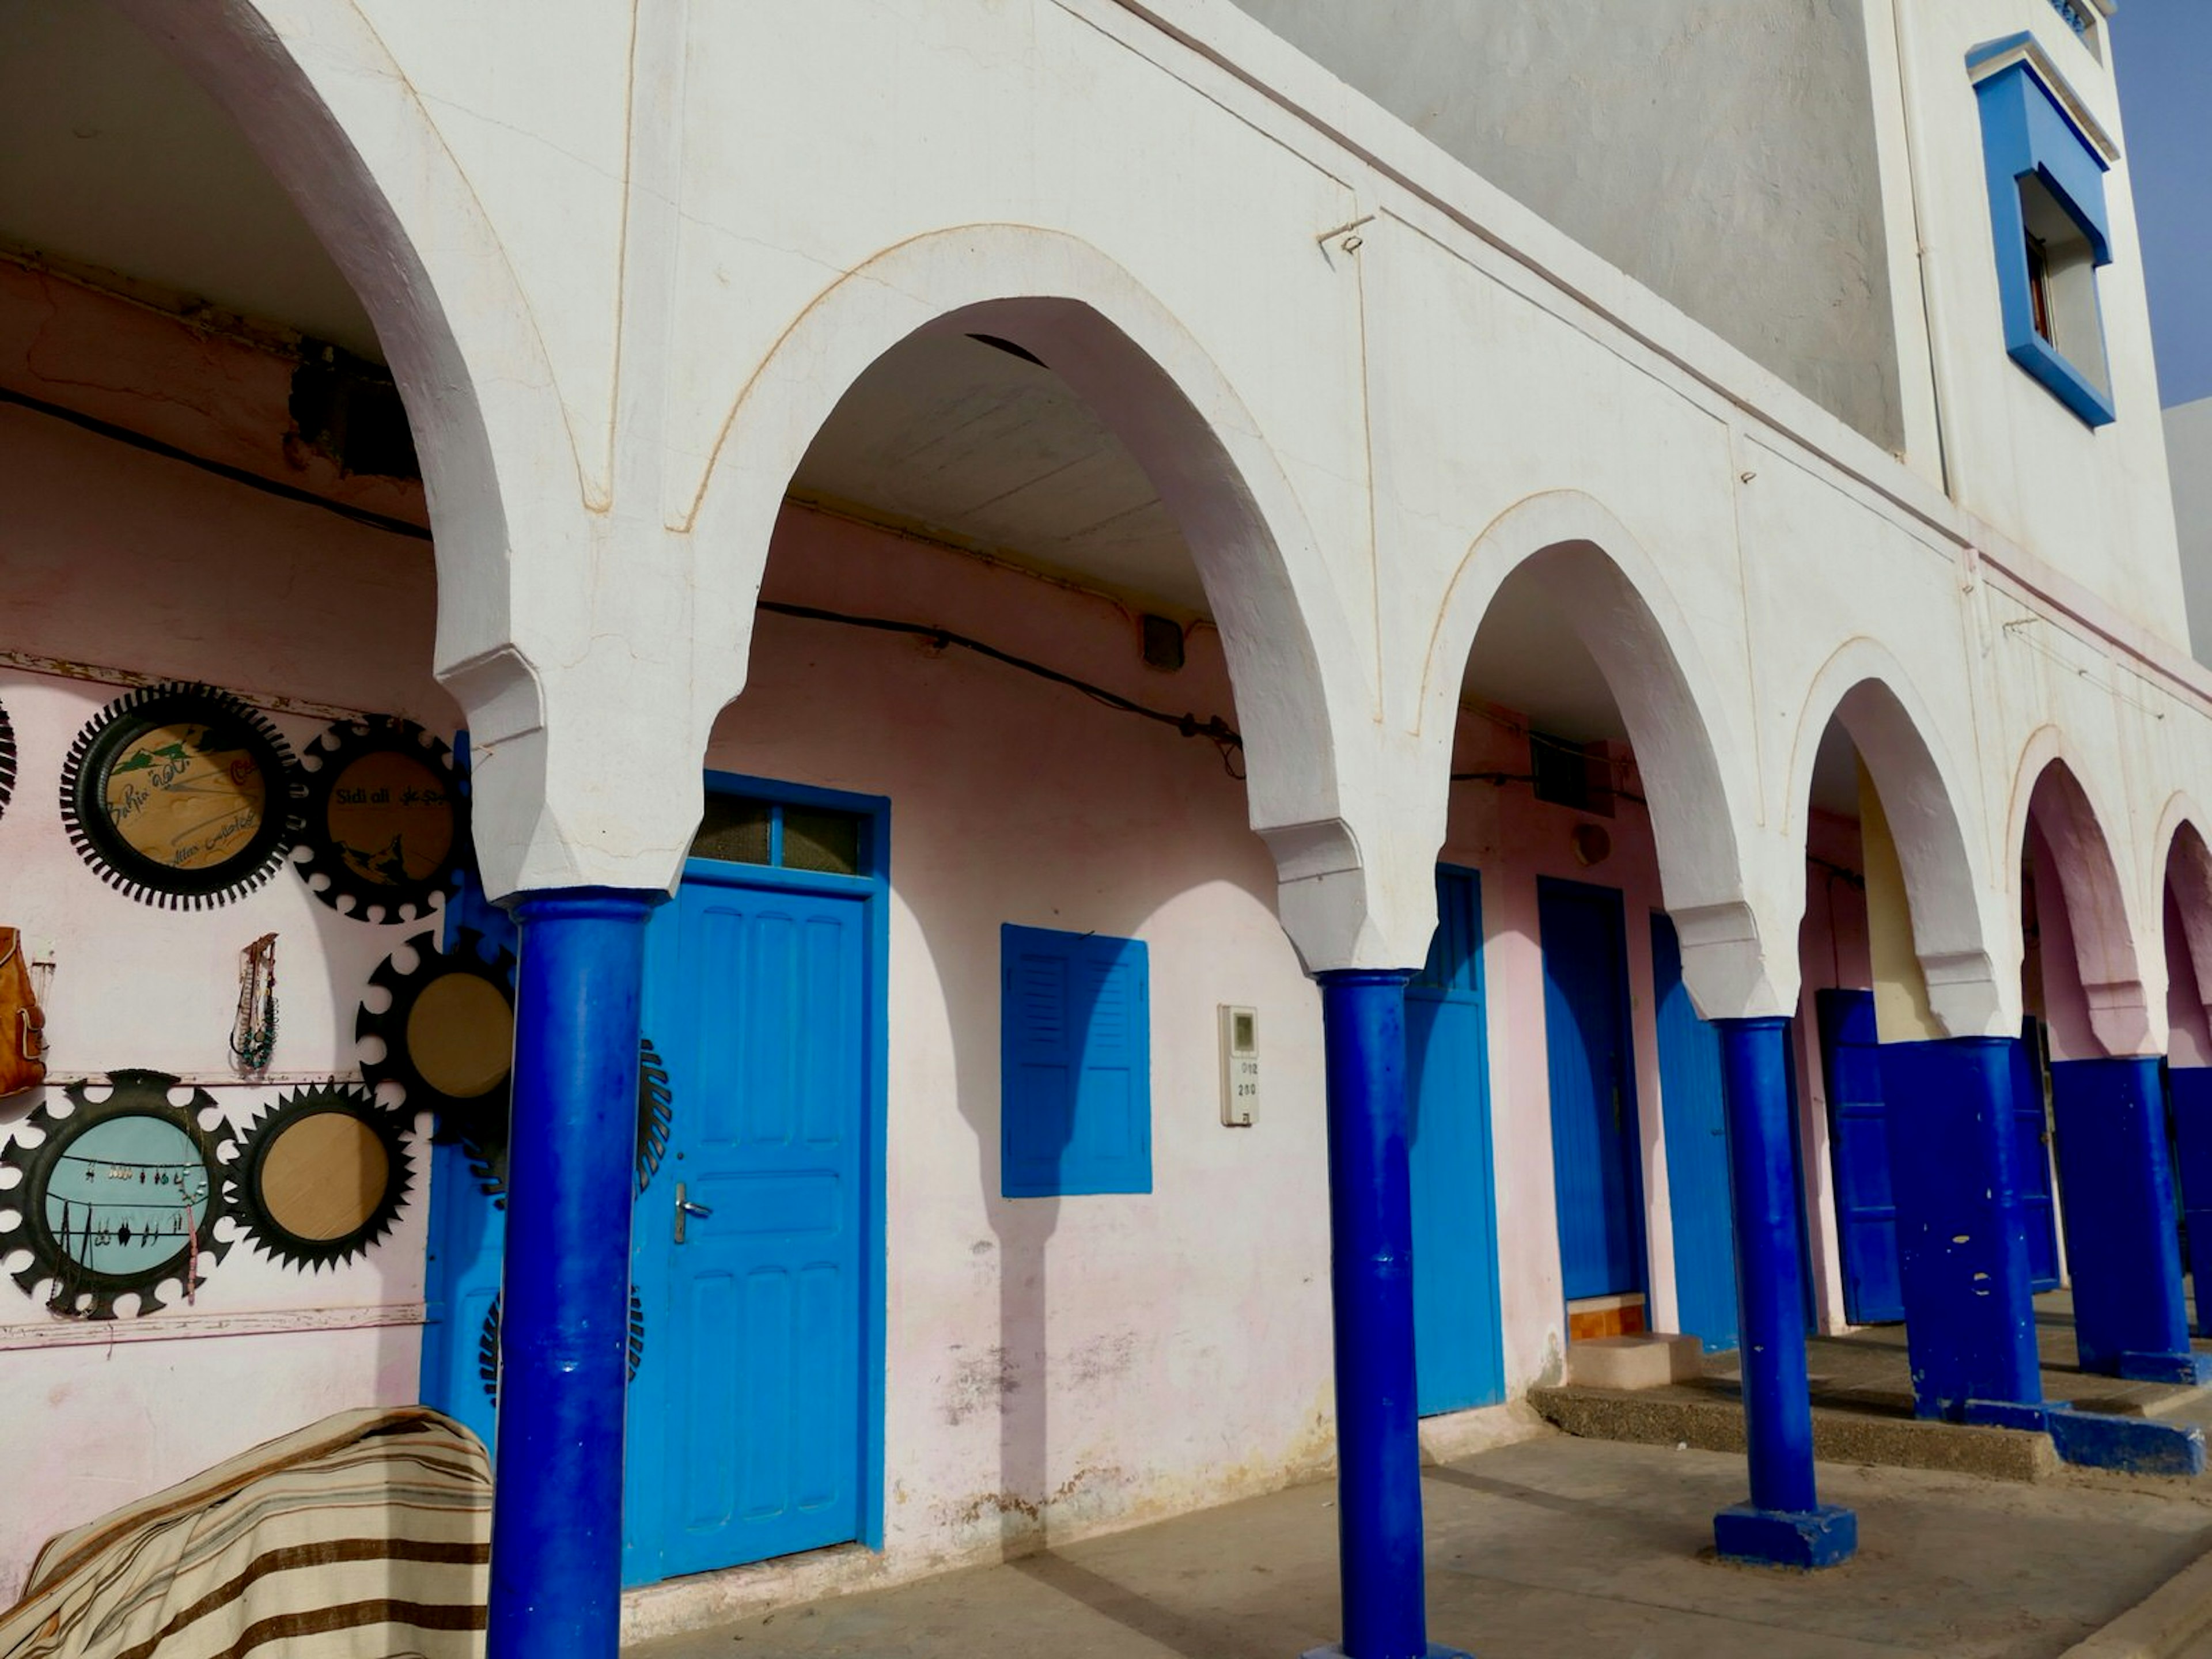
<box><xmin>725</xmin><ymin>505</ymin><xmax>1337</xmax><ymax>1554</ymax></box>
<box><xmin>0</xmin><ymin>407</ymin><xmax>450</xmax><ymax>1588</ymax></box>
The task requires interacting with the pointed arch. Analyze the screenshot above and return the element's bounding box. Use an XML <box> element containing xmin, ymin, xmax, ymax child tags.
<box><xmin>117</xmin><ymin>0</ymin><xmax>574</xmax><ymax>667</ymax></box>
<box><xmin>1783</xmin><ymin>639</ymin><xmax>2007</xmax><ymax>1036</ymax></box>
<box><xmin>2008</xmin><ymin>730</ymin><xmax>2156</xmax><ymax>1056</ymax></box>
<box><xmin>682</xmin><ymin>224</ymin><xmax>1396</xmax><ymax>965</ymax></box>
<box><xmin>1418</xmin><ymin>490</ymin><xmax>1771</xmax><ymax>1016</ymax></box>
<box><xmin>2155</xmin><ymin>799</ymin><xmax>2212</xmax><ymax>1054</ymax></box>
<box><xmin>113</xmin><ymin>0</ymin><xmax>613</xmax><ymax>896</ymax></box>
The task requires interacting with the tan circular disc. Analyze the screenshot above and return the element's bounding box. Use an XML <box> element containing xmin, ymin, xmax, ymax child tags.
<box><xmin>325</xmin><ymin>749</ymin><xmax>454</xmax><ymax>887</ymax></box>
<box><xmin>103</xmin><ymin>720</ymin><xmax>267</xmax><ymax>870</ymax></box>
<box><xmin>406</xmin><ymin>973</ymin><xmax>514</xmax><ymax>1099</ymax></box>
<box><xmin>260</xmin><ymin>1112</ymin><xmax>389</xmax><ymax>1241</ymax></box>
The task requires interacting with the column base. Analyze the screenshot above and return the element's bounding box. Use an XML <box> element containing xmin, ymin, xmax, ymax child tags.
<box><xmin>2045</xmin><ymin>1407</ymin><xmax>2207</xmax><ymax>1476</ymax></box>
<box><xmin>1302</xmin><ymin>1647</ymin><xmax>1476</xmax><ymax>1659</ymax></box>
<box><xmin>2114</xmin><ymin>1350</ymin><xmax>2212</xmax><ymax>1386</ymax></box>
<box><xmin>1713</xmin><ymin>1503</ymin><xmax>1857</xmax><ymax>1570</ymax></box>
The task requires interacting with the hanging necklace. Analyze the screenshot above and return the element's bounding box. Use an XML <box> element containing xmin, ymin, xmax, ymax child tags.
<box><xmin>230</xmin><ymin>933</ymin><xmax>278</xmax><ymax>1073</ymax></box>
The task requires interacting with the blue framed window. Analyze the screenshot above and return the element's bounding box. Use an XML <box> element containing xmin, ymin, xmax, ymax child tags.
<box><xmin>1969</xmin><ymin>36</ymin><xmax>2119</xmax><ymax>427</ymax></box>
<box><xmin>1001</xmin><ymin>925</ymin><xmax>1152</xmax><ymax>1198</ymax></box>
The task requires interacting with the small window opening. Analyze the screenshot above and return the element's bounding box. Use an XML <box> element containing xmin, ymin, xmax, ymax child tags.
<box><xmin>2025</xmin><ymin>230</ymin><xmax>2053</xmax><ymax>344</ymax></box>
<box><xmin>690</xmin><ymin>794</ymin><xmax>866</xmax><ymax>874</ymax></box>
<box><xmin>691</xmin><ymin>797</ymin><xmax>772</xmax><ymax>865</ymax></box>
<box><xmin>2016</xmin><ymin>172</ymin><xmax>2109</xmax><ymax>398</ymax></box>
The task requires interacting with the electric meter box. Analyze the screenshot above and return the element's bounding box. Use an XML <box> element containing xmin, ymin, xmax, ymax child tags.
<box><xmin>1219</xmin><ymin>1004</ymin><xmax>1258</xmax><ymax>1127</ymax></box>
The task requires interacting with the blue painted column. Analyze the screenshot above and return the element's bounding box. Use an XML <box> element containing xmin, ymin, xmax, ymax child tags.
<box><xmin>1712</xmin><ymin>1017</ymin><xmax>1855</xmax><ymax>1569</ymax></box>
<box><xmin>2049</xmin><ymin>1056</ymin><xmax>2209</xmax><ymax>1384</ymax></box>
<box><xmin>1308</xmin><ymin>971</ymin><xmax>1469</xmax><ymax>1659</ymax></box>
<box><xmin>1878</xmin><ymin>1038</ymin><xmax>2042</xmax><ymax>1422</ymax></box>
<box><xmin>487</xmin><ymin>888</ymin><xmax>660</xmax><ymax>1659</ymax></box>
<box><xmin>2171</xmin><ymin>1069</ymin><xmax>2212</xmax><ymax>1338</ymax></box>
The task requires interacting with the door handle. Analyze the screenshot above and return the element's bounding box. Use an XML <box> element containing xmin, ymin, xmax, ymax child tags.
<box><xmin>674</xmin><ymin>1181</ymin><xmax>713</xmax><ymax>1244</ymax></box>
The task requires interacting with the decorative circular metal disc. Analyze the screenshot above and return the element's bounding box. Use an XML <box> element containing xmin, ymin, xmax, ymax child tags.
<box><xmin>478</xmin><ymin>1285</ymin><xmax>645</xmax><ymax>1405</ymax></box>
<box><xmin>293</xmin><ymin>717</ymin><xmax>463</xmax><ymax>923</ymax></box>
<box><xmin>0</xmin><ymin>696</ymin><xmax>16</xmax><ymax>822</ymax></box>
<box><xmin>229</xmin><ymin>1085</ymin><xmax>413</xmax><ymax>1271</ymax></box>
<box><xmin>58</xmin><ymin>683</ymin><xmax>301</xmax><ymax>908</ymax></box>
<box><xmin>0</xmin><ymin>1071</ymin><xmax>235</xmax><ymax>1318</ymax></box>
<box><xmin>357</xmin><ymin>929</ymin><xmax>517</xmax><ymax>1156</ymax></box>
<box><xmin>458</xmin><ymin>1035</ymin><xmax>675</xmax><ymax>1209</ymax></box>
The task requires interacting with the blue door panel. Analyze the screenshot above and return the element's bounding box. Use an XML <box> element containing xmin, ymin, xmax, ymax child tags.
<box><xmin>426</xmin><ymin>810</ymin><xmax>874</xmax><ymax>1589</ymax></box>
<box><xmin>1816</xmin><ymin>989</ymin><xmax>1905</xmax><ymax>1324</ymax></box>
<box><xmin>1407</xmin><ymin>866</ymin><xmax>1506</xmax><ymax>1415</ymax></box>
<box><xmin>2012</xmin><ymin>1025</ymin><xmax>2062</xmax><ymax>1291</ymax></box>
<box><xmin>1650</xmin><ymin>914</ymin><xmax>1738</xmax><ymax>1353</ymax></box>
<box><xmin>642</xmin><ymin>877</ymin><xmax>866</xmax><ymax>1580</ymax></box>
<box><xmin>1538</xmin><ymin>879</ymin><xmax>1645</xmax><ymax>1303</ymax></box>
<box><xmin>418</xmin><ymin>885</ymin><xmax>518</xmax><ymax>1464</ymax></box>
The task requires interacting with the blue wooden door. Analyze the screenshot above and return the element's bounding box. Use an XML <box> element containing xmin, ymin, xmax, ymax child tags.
<box><xmin>626</xmin><ymin>864</ymin><xmax>870</xmax><ymax>1582</ymax></box>
<box><xmin>2012</xmin><ymin>1022</ymin><xmax>2062</xmax><ymax>1291</ymax></box>
<box><xmin>1538</xmin><ymin>879</ymin><xmax>1645</xmax><ymax>1301</ymax></box>
<box><xmin>1407</xmin><ymin>866</ymin><xmax>1505</xmax><ymax>1415</ymax></box>
<box><xmin>1650</xmin><ymin>913</ymin><xmax>1737</xmax><ymax>1352</ymax></box>
<box><xmin>1815</xmin><ymin>990</ymin><xmax>1904</xmax><ymax>1323</ymax></box>
<box><xmin>417</xmin><ymin>874</ymin><xmax>519</xmax><ymax>1469</ymax></box>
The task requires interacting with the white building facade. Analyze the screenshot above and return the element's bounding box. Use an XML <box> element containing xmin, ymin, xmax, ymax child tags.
<box><xmin>2</xmin><ymin>1</ymin><xmax>2207</xmax><ymax>1654</ymax></box>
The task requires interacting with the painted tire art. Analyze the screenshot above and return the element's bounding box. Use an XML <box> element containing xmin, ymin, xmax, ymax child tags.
<box><xmin>229</xmin><ymin>1084</ymin><xmax>414</xmax><ymax>1271</ymax></box>
<box><xmin>58</xmin><ymin>682</ymin><xmax>302</xmax><ymax>909</ymax></box>
<box><xmin>357</xmin><ymin>927</ymin><xmax>518</xmax><ymax>1161</ymax></box>
<box><xmin>293</xmin><ymin>715</ymin><xmax>463</xmax><ymax>924</ymax></box>
<box><xmin>1</xmin><ymin>1071</ymin><xmax>236</xmax><ymax>1319</ymax></box>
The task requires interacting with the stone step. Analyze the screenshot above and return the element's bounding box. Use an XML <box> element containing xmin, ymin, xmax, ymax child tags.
<box><xmin>1563</xmin><ymin>1334</ymin><xmax>1706</xmax><ymax>1391</ymax></box>
<box><xmin>1528</xmin><ymin>1384</ymin><xmax>2059</xmax><ymax>1483</ymax></box>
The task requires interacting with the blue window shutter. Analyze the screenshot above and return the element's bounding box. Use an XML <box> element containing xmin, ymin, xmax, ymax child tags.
<box><xmin>1001</xmin><ymin>925</ymin><xmax>1152</xmax><ymax>1197</ymax></box>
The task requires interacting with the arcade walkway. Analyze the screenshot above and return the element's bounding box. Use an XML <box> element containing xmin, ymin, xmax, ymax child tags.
<box><xmin>627</xmin><ymin>1431</ymin><xmax>2212</xmax><ymax>1659</ymax></box>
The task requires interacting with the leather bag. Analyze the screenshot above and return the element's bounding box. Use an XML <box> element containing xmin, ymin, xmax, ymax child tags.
<box><xmin>0</xmin><ymin>929</ymin><xmax>47</xmax><ymax>1097</ymax></box>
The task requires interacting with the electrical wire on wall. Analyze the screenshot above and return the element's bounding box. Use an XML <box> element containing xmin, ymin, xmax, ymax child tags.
<box><xmin>756</xmin><ymin>600</ymin><xmax>1246</xmax><ymax>778</ymax></box>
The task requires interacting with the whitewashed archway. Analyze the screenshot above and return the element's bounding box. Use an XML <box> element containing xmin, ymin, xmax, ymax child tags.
<box><xmin>1419</xmin><ymin>491</ymin><xmax>1771</xmax><ymax>1017</ymax></box>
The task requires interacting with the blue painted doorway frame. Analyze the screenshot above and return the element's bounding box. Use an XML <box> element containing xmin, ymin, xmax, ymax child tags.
<box><xmin>1815</xmin><ymin>989</ymin><xmax>1904</xmax><ymax>1324</ymax></box>
<box><xmin>1537</xmin><ymin>877</ymin><xmax>1647</xmax><ymax>1304</ymax></box>
<box><xmin>2012</xmin><ymin>1021</ymin><xmax>2062</xmax><ymax>1293</ymax></box>
<box><xmin>1650</xmin><ymin>912</ymin><xmax>1738</xmax><ymax>1352</ymax></box>
<box><xmin>418</xmin><ymin>769</ymin><xmax>891</xmax><ymax>1588</ymax></box>
<box><xmin>1407</xmin><ymin>865</ymin><xmax>1506</xmax><ymax>1415</ymax></box>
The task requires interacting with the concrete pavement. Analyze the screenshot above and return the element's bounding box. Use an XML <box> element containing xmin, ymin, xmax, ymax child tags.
<box><xmin>628</xmin><ymin>1431</ymin><xmax>2212</xmax><ymax>1659</ymax></box>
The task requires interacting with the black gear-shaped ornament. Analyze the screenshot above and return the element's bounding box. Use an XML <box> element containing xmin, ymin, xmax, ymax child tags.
<box><xmin>228</xmin><ymin>1085</ymin><xmax>414</xmax><ymax>1271</ymax></box>
<box><xmin>58</xmin><ymin>682</ymin><xmax>302</xmax><ymax>910</ymax></box>
<box><xmin>292</xmin><ymin>716</ymin><xmax>464</xmax><ymax>924</ymax></box>
<box><xmin>356</xmin><ymin>928</ymin><xmax>517</xmax><ymax>1156</ymax></box>
<box><xmin>0</xmin><ymin>1071</ymin><xmax>236</xmax><ymax>1319</ymax></box>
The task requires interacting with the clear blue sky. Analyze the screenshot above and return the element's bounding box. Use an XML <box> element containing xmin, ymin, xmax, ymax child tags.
<box><xmin>2114</xmin><ymin>0</ymin><xmax>2212</xmax><ymax>407</ymax></box>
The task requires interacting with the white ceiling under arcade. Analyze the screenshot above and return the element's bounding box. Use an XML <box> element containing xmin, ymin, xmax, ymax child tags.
<box><xmin>790</xmin><ymin>332</ymin><xmax>1207</xmax><ymax>618</ymax></box>
<box><xmin>0</xmin><ymin>0</ymin><xmax>380</xmax><ymax>358</ymax></box>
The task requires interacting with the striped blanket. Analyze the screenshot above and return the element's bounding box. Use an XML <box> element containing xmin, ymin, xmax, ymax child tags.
<box><xmin>1</xmin><ymin>1407</ymin><xmax>488</xmax><ymax>1659</ymax></box>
